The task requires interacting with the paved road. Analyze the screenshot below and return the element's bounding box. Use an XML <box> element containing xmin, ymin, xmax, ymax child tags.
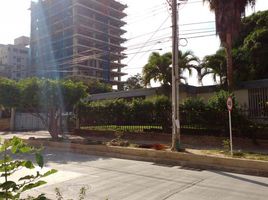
<box><xmin>18</xmin><ymin>149</ymin><xmax>268</xmax><ymax>200</ymax></box>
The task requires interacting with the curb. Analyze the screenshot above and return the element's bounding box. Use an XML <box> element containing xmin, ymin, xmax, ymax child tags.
<box><xmin>26</xmin><ymin>139</ymin><xmax>268</xmax><ymax>177</ymax></box>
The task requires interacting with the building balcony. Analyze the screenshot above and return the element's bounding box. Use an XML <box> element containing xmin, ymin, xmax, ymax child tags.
<box><xmin>77</xmin><ymin>0</ymin><xmax>127</xmax><ymax>19</ymax></box>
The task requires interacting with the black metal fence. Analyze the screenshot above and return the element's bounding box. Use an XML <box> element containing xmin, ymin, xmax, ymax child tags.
<box><xmin>79</xmin><ymin>109</ymin><xmax>268</xmax><ymax>138</ymax></box>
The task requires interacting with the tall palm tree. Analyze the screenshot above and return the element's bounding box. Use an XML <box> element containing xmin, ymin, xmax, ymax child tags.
<box><xmin>142</xmin><ymin>51</ymin><xmax>199</xmax><ymax>87</ymax></box>
<box><xmin>203</xmin><ymin>0</ymin><xmax>256</xmax><ymax>89</ymax></box>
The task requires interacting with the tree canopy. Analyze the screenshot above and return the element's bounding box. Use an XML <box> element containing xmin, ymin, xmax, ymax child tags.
<box><xmin>0</xmin><ymin>78</ymin><xmax>20</xmax><ymax>108</ymax></box>
<box><xmin>84</xmin><ymin>80</ymin><xmax>112</xmax><ymax>94</ymax></box>
<box><xmin>0</xmin><ymin>78</ymin><xmax>88</xmax><ymax>139</ymax></box>
<box><xmin>142</xmin><ymin>51</ymin><xmax>199</xmax><ymax>87</ymax></box>
<box><xmin>123</xmin><ymin>74</ymin><xmax>144</xmax><ymax>91</ymax></box>
<box><xmin>203</xmin><ymin>10</ymin><xmax>268</xmax><ymax>84</ymax></box>
<box><xmin>203</xmin><ymin>0</ymin><xmax>256</xmax><ymax>88</ymax></box>
<box><xmin>200</xmin><ymin>49</ymin><xmax>227</xmax><ymax>85</ymax></box>
<box><xmin>233</xmin><ymin>10</ymin><xmax>268</xmax><ymax>82</ymax></box>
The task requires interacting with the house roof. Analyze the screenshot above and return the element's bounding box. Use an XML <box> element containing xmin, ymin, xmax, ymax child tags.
<box><xmin>86</xmin><ymin>87</ymin><xmax>163</xmax><ymax>101</ymax></box>
<box><xmin>87</xmin><ymin>79</ymin><xmax>268</xmax><ymax>101</ymax></box>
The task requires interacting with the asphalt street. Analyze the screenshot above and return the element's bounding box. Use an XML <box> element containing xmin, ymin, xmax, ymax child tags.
<box><xmin>18</xmin><ymin>149</ymin><xmax>268</xmax><ymax>200</ymax></box>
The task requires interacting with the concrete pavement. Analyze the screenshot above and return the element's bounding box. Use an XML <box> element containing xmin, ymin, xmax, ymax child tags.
<box><xmin>20</xmin><ymin>149</ymin><xmax>268</xmax><ymax>200</ymax></box>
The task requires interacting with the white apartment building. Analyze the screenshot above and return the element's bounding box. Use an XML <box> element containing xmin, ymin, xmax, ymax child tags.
<box><xmin>0</xmin><ymin>36</ymin><xmax>30</xmax><ymax>80</ymax></box>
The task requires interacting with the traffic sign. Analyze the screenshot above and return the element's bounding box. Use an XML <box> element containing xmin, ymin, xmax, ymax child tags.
<box><xmin>227</xmin><ymin>96</ymin><xmax>233</xmax><ymax>111</ymax></box>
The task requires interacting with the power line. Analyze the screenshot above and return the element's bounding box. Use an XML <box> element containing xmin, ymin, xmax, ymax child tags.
<box><xmin>126</xmin><ymin>30</ymin><xmax>215</xmax><ymax>52</ymax></box>
<box><xmin>127</xmin><ymin>15</ymin><xmax>170</xmax><ymax>64</ymax></box>
<box><xmin>180</xmin><ymin>20</ymin><xmax>215</xmax><ymax>26</ymax></box>
<box><xmin>125</xmin><ymin>48</ymin><xmax>162</xmax><ymax>55</ymax></box>
<box><xmin>180</xmin><ymin>27</ymin><xmax>215</xmax><ymax>32</ymax></box>
<box><xmin>127</xmin><ymin>2</ymin><xmax>167</xmax><ymax>18</ymax></box>
<box><xmin>126</xmin><ymin>10</ymin><xmax>168</xmax><ymax>25</ymax></box>
<box><xmin>126</xmin><ymin>23</ymin><xmax>215</xmax><ymax>42</ymax></box>
<box><xmin>181</xmin><ymin>0</ymin><xmax>203</xmax><ymax>4</ymax></box>
<box><xmin>127</xmin><ymin>40</ymin><xmax>171</xmax><ymax>51</ymax></box>
<box><xmin>127</xmin><ymin>26</ymin><xmax>171</xmax><ymax>41</ymax></box>
<box><xmin>123</xmin><ymin>33</ymin><xmax>217</xmax><ymax>70</ymax></box>
<box><xmin>180</xmin><ymin>30</ymin><xmax>215</xmax><ymax>35</ymax></box>
<box><xmin>29</xmin><ymin>32</ymin><xmax>216</xmax><ymax>72</ymax></box>
<box><xmin>126</xmin><ymin>29</ymin><xmax>216</xmax><ymax>50</ymax></box>
<box><xmin>184</xmin><ymin>33</ymin><xmax>216</xmax><ymax>39</ymax></box>
<box><xmin>127</xmin><ymin>5</ymin><xmax>167</xmax><ymax>20</ymax></box>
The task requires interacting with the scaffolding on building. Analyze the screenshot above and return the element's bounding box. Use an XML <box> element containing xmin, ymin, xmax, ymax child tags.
<box><xmin>30</xmin><ymin>0</ymin><xmax>127</xmax><ymax>87</ymax></box>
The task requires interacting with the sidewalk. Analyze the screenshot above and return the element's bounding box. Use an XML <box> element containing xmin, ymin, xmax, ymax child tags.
<box><xmin>1</xmin><ymin>131</ymin><xmax>268</xmax><ymax>154</ymax></box>
<box><xmin>1</xmin><ymin>131</ymin><xmax>268</xmax><ymax>177</ymax></box>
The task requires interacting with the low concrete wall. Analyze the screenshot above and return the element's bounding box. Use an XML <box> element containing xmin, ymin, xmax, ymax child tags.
<box><xmin>26</xmin><ymin>139</ymin><xmax>268</xmax><ymax>177</ymax></box>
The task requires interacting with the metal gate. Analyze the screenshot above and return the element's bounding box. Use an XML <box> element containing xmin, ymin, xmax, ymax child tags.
<box><xmin>14</xmin><ymin>112</ymin><xmax>46</xmax><ymax>131</ymax></box>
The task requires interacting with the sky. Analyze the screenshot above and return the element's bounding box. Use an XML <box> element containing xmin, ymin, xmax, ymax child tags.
<box><xmin>0</xmin><ymin>0</ymin><xmax>267</xmax><ymax>86</ymax></box>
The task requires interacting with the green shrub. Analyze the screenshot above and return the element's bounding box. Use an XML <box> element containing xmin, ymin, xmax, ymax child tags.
<box><xmin>208</xmin><ymin>90</ymin><xmax>236</xmax><ymax>112</ymax></box>
<box><xmin>78</xmin><ymin>96</ymin><xmax>172</xmax><ymax>132</ymax></box>
<box><xmin>0</xmin><ymin>137</ymin><xmax>57</xmax><ymax>199</ymax></box>
<box><xmin>222</xmin><ymin>139</ymin><xmax>231</xmax><ymax>152</ymax></box>
<box><xmin>153</xmin><ymin>96</ymin><xmax>172</xmax><ymax>132</ymax></box>
<box><xmin>130</xmin><ymin>99</ymin><xmax>154</xmax><ymax>125</ymax></box>
<box><xmin>180</xmin><ymin>97</ymin><xmax>208</xmax><ymax>127</ymax></box>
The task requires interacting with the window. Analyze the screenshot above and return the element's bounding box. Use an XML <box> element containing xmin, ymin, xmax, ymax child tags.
<box><xmin>20</xmin><ymin>50</ymin><xmax>28</xmax><ymax>54</ymax></box>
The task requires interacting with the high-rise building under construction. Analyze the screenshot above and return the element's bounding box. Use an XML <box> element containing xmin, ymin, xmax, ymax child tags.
<box><xmin>30</xmin><ymin>0</ymin><xmax>127</xmax><ymax>87</ymax></box>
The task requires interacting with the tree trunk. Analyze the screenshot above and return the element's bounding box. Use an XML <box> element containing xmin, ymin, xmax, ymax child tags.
<box><xmin>225</xmin><ymin>33</ymin><xmax>234</xmax><ymax>90</ymax></box>
<box><xmin>48</xmin><ymin>108</ymin><xmax>59</xmax><ymax>140</ymax></box>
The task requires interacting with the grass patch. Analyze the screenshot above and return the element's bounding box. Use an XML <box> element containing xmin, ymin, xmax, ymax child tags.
<box><xmin>81</xmin><ymin>125</ymin><xmax>163</xmax><ymax>133</ymax></box>
<box><xmin>202</xmin><ymin>149</ymin><xmax>268</xmax><ymax>161</ymax></box>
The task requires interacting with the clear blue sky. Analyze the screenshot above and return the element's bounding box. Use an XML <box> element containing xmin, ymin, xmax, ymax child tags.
<box><xmin>0</xmin><ymin>0</ymin><xmax>267</xmax><ymax>85</ymax></box>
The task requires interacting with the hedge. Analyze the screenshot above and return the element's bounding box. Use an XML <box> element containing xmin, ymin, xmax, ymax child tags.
<box><xmin>78</xmin><ymin>95</ymin><xmax>172</xmax><ymax>132</ymax></box>
<box><xmin>78</xmin><ymin>91</ymin><xmax>265</xmax><ymax>137</ymax></box>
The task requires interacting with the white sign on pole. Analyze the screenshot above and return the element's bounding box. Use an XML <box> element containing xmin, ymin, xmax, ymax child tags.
<box><xmin>227</xmin><ymin>96</ymin><xmax>233</xmax><ymax>111</ymax></box>
<box><xmin>227</xmin><ymin>96</ymin><xmax>233</xmax><ymax>156</ymax></box>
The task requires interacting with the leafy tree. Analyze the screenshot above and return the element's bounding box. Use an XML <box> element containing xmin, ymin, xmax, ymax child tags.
<box><xmin>84</xmin><ymin>80</ymin><xmax>112</xmax><ymax>94</ymax></box>
<box><xmin>0</xmin><ymin>78</ymin><xmax>87</xmax><ymax>139</ymax></box>
<box><xmin>142</xmin><ymin>51</ymin><xmax>199</xmax><ymax>87</ymax></box>
<box><xmin>123</xmin><ymin>74</ymin><xmax>144</xmax><ymax>91</ymax></box>
<box><xmin>0</xmin><ymin>78</ymin><xmax>20</xmax><ymax>108</ymax></box>
<box><xmin>233</xmin><ymin>10</ymin><xmax>268</xmax><ymax>82</ymax></box>
<box><xmin>203</xmin><ymin>0</ymin><xmax>256</xmax><ymax>88</ymax></box>
<box><xmin>202</xmin><ymin>11</ymin><xmax>268</xmax><ymax>84</ymax></box>
<box><xmin>18</xmin><ymin>78</ymin><xmax>87</xmax><ymax>139</ymax></box>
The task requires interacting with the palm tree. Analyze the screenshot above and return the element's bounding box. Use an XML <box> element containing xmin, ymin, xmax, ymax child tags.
<box><xmin>142</xmin><ymin>51</ymin><xmax>199</xmax><ymax>87</ymax></box>
<box><xmin>200</xmin><ymin>49</ymin><xmax>227</xmax><ymax>85</ymax></box>
<box><xmin>143</xmin><ymin>52</ymin><xmax>172</xmax><ymax>87</ymax></box>
<box><xmin>203</xmin><ymin>0</ymin><xmax>256</xmax><ymax>89</ymax></box>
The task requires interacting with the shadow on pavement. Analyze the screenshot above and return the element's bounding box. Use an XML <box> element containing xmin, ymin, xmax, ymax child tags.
<box><xmin>213</xmin><ymin>171</ymin><xmax>268</xmax><ymax>187</ymax></box>
<box><xmin>5</xmin><ymin>148</ymin><xmax>110</xmax><ymax>166</ymax></box>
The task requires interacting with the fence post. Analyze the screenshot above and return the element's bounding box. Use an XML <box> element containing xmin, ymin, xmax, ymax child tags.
<box><xmin>10</xmin><ymin>108</ymin><xmax>16</xmax><ymax>131</ymax></box>
<box><xmin>76</xmin><ymin>117</ymin><xmax>80</xmax><ymax>129</ymax></box>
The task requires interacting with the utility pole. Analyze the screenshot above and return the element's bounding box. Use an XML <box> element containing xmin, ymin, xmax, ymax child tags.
<box><xmin>171</xmin><ymin>0</ymin><xmax>181</xmax><ymax>151</ymax></box>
